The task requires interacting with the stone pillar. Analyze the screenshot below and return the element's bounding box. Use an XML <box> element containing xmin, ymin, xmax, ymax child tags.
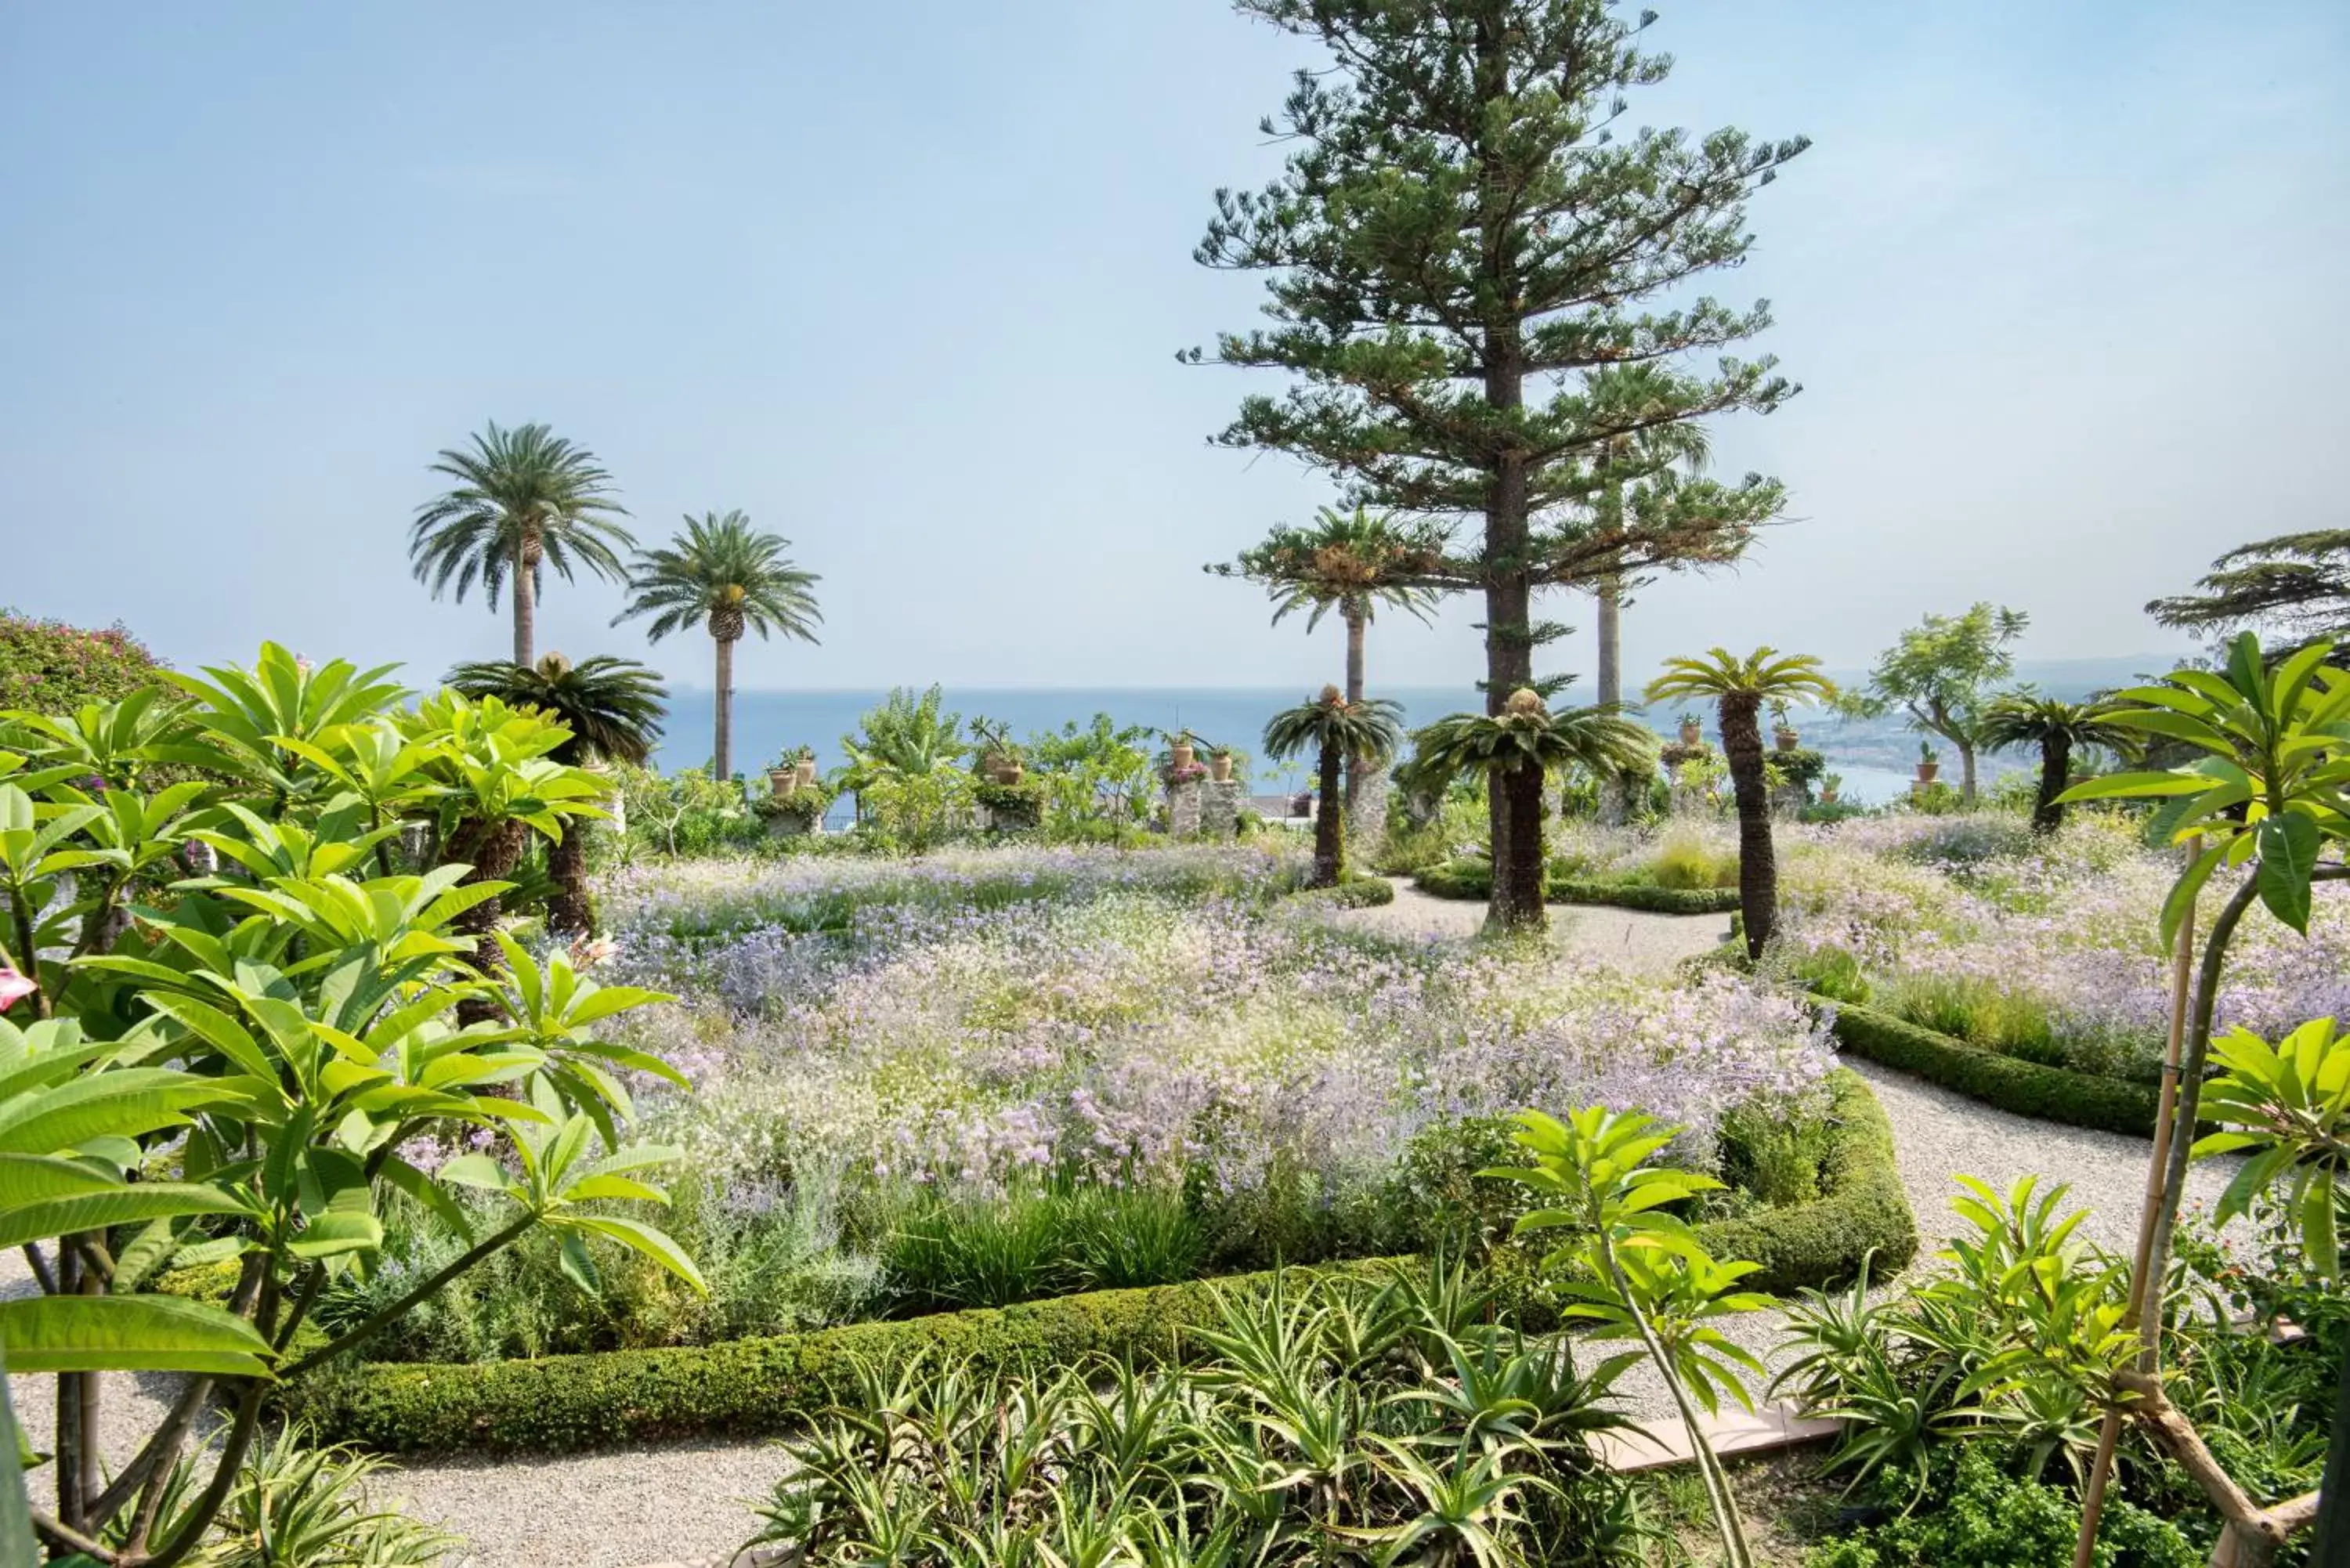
<box><xmin>1770</xmin><ymin>782</ymin><xmax>1806</xmax><ymax>821</ymax></box>
<box><xmin>1166</xmin><ymin>779</ymin><xmax>1202</xmax><ymax>838</ymax></box>
<box><xmin>1200</xmin><ymin>779</ymin><xmax>1243</xmax><ymax>840</ymax></box>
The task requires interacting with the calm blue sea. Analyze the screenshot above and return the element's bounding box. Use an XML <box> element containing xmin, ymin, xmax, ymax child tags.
<box><xmin>656</xmin><ymin>686</ymin><xmax>1928</xmax><ymax>810</ymax></box>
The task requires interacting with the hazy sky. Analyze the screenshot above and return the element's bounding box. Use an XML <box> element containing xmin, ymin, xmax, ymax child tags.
<box><xmin>3</xmin><ymin>2</ymin><xmax>2341</xmax><ymax>696</ymax></box>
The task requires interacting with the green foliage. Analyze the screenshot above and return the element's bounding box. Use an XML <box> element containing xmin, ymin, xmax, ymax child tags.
<box><xmin>0</xmin><ymin>642</ymin><xmax>694</xmax><ymax>1554</ymax></box>
<box><xmin>1209</xmin><ymin>504</ymin><xmax>1446</xmax><ymax>633</ymax></box>
<box><xmin>407</xmin><ymin>420</ymin><xmax>634</xmax><ymax>641</ymax></box>
<box><xmin>0</xmin><ymin>610</ymin><xmax>164</xmax><ymax>714</ymax></box>
<box><xmin>1822</xmin><ymin>1001</ymin><xmax>2162</xmax><ymax>1136</ymax></box>
<box><xmin>886</xmin><ymin>1186</ymin><xmax>1211</xmax><ymax>1310</ymax></box>
<box><xmin>1021</xmin><ymin>715</ymin><xmax>1158</xmax><ymax>833</ymax></box>
<box><xmin>2193</xmin><ymin>1017</ymin><xmax>2350</xmax><ymax>1279</ymax></box>
<box><xmin>1413</xmin><ymin>858</ymin><xmax>1741</xmax><ymax>914</ymax></box>
<box><xmin>1842</xmin><ymin>603</ymin><xmax>2030</xmax><ymax>792</ymax></box>
<box><xmin>611</xmin><ymin>509</ymin><xmax>822</xmax><ymax>648</ymax></box>
<box><xmin>1802</xmin><ymin>1444</ymin><xmax>2201</xmax><ymax>1568</ymax></box>
<box><xmin>144</xmin><ymin>1425</ymin><xmax>461</xmax><ymax>1567</ymax></box>
<box><xmin>1288</xmin><ymin>875</ymin><xmax>1397</xmax><ymax>909</ymax></box>
<box><xmin>444</xmin><ymin>652</ymin><xmax>665</xmax><ymax>767</ymax></box>
<box><xmin>2148</xmin><ymin>528</ymin><xmax>2350</xmax><ymax>652</ymax></box>
<box><xmin>615</xmin><ymin>763</ymin><xmax>759</xmax><ymax>859</ymax></box>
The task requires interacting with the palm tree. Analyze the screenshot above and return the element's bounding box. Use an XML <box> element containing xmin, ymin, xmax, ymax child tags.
<box><xmin>613</xmin><ymin>511</ymin><xmax>822</xmax><ymax>781</ymax></box>
<box><xmin>409</xmin><ymin>421</ymin><xmax>634</xmax><ymax>665</ymax></box>
<box><xmin>1211</xmin><ymin>507</ymin><xmax>1444</xmax><ymax>810</ymax></box>
<box><xmin>1979</xmin><ymin>694</ymin><xmax>2138</xmax><ymax>836</ymax></box>
<box><xmin>1412</xmin><ymin>690</ymin><xmax>1657</xmax><ymax>929</ymax></box>
<box><xmin>1645</xmin><ymin>649</ymin><xmax>1835</xmax><ymax>958</ymax></box>
<box><xmin>446</xmin><ymin>652</ymin><xmax>667</xmax><ymax>935</ymax></box>
<box><xmin>1261</xmin><ymin>687</ymin><xmax>1405</xmax><ymax>887</ymax></box>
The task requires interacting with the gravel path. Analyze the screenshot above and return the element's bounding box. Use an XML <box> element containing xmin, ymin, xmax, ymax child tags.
<box><xmin>1326</xmin><ymin>878</ymin><xmax>1734</xmax><ymax>974</ymax></box>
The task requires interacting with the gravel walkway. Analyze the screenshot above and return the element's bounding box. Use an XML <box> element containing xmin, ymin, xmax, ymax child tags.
<box><xmin>1326</xmin><ymin>878</ymin><xmax>1735</xmax><ymax>974</ymax></box>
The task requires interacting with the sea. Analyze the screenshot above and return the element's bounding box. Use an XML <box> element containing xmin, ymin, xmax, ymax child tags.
<box><xmin>653</xmin><ymin>685</ymin><xmax>1935</xmax><ymax>818</ymax></box>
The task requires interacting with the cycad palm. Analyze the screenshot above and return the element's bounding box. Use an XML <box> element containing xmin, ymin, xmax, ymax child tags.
<box><xmin>446</xmin><ymin>652</ymin><xmax>667</xmax><ymax>934</ymax></box>
<box><xmin>409</xmin><ymin>421</ymin><xmax>634</xmax><ymax>665</ymax></box>
<box><xmin>1644</xmin><ymin>649</ymin><xmax>1835</xmax><ymax>957</ymax></box>
<box><xmin>1261</xmin><ymin>687</ymin><xmax>1405</xmax><ymax>887</ymax></box>
<box><xmin>1979</xmin><ymin>695</ymin><xmax>2137</xmax><ymax>836</ymax></box>
<box><xmin>1412</xmin><ymin>690</ymin><xmax>1657</xmax><ymax>929</ymax></box>
<box><xmin>613</xmin><ymin>511</ymin><xmax>822</xmax><ymax>780</ymax></box>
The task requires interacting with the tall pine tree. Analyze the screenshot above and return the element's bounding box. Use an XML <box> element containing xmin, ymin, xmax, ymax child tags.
<box><xmin>1191</xmin><ymin>0</ymin><xmax>1805</xmax><ymax>928</ymax></box>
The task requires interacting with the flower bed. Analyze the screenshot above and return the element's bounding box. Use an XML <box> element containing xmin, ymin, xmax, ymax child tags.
<box><xmin>280</xmin><ymin>1070</ymin><xmax>1911</xmax><ymax>1454</ymax></box>
<box><xmin>337</xmin><ymin>850</ymin><xmax>1845</xmax><ymax>1368</ymax></box>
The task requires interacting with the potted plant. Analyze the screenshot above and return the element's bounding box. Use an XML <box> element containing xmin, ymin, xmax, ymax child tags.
<box><xmin>1820</xmin><ymin>771</ymin><xmax>1842</xmax><ymax>804</ymax></box>
<box><xmin>768</xmin><ymin>753</ymin><xmax>801</xmax><ymax>795</ymax></box>
<box><xmin>1914</xmin><ymin>740</ymin><xmax>1940</xmax><ymax>784</ymax></box>
<box><xmin>1770</xmin><ymin>698</ymin><xmax>1800</xmax><ymax>751</ymax></box>
<box><xmin>1166</xmin><ymin>728</ymin><xmax>1198</xmax><ymax>771</ymax></box>
<box><xmin>1209</xmin><ymin>747</ymin><xmax>1233</xmax><ymax>783</ymax></box>
<box><xmin>1676</xmin><ymin>710</ymin><xmax>1704</xmax><ymax>746</ymax></box>
<box><xmin>794</xmin><ymin>746</ymin><xmax>818</xmax><ymax>786</ymax></box>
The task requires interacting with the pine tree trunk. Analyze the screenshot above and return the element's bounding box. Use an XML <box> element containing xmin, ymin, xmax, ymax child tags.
<box><xmin>512</xmin><ymin>535</ymin><xmax>537</xmax><ymax>667</ymax></box>
<box><xmin>1313</xmin><ymin>741</ymin><xmax>1345</xmax><ymax>888</ymax></box>
<box><xmin>1719</xmin><ymin>692</ymin><xmax>1776</xmax><ymax>959</ymax></box>
<box><xmin>713</xmin><ymin>634</ymin><xmax>736</xmax><ymax>779</ymax></box>
<box><xmin>2033</xmin><ymin>735</ymin><xmax>2070</xmax><ymax>835</ymax></box>
<box><xmin>1343</xmin><ymin>605</ymin><xmax>1368</xmax><ymax>815</ymax></box>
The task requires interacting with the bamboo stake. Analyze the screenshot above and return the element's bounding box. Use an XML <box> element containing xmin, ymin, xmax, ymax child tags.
<box><xmin>2073</xmin><ymin>838</ymin><xmax>2201</xmax><ymax>1568</ymax></box>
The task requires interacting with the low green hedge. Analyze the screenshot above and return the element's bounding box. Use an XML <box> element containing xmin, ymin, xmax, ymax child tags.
<box><xmin>280</xmin><ymin>1071</ymin><xmax>1911</xmax><ymax>1456</ymax></box>
<box><xmin>1288</xmin><ymin>876</ymin><xmax>1397</xmax><ymax>909</ymax></box>
<box><xmin>1690</xmin><ymin>1067</ymin><xmax>1915</xmax><ymax>1296</ymax></box>
<box><xmin>1822</xmin><ymin>999</ymin><xmax>2162</xmax><ymax>1137</ymax></box>
<box><xmin>1413</xmin><ymin>858</ymin><xmax>1740</xmax><ymax>914</ymax></box>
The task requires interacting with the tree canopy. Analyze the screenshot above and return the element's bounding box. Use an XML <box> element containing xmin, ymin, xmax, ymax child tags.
<box><xmin>2147</xmin><ymin>529</ymin><xmax>2350</xmax><ymax>653</ymax></box>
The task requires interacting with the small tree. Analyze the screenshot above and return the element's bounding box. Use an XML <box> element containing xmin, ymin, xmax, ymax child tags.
<box><xmin>1645</xmin><ymin>649</ymin><xmax>1834</xmax><ymax>958</ymax></box>
<box><xmin>613</xmin><ymin>510</ymin><xmax>822</xmax><ymax>782</ymax></box>
<box><xmin>446</xmin><ymin>652</ymin><xmax>667</xmax><ymax>934</ymax></box>
<box><xmin>1191</xmin><ymin>0</ymin><xmax>1805</xmax><ymax>931</ymax></box>
<box><xmin>409</xmin><ymin>421</ymin><xmax>634</xmax><ymax>667</ymax></box>
<box><xmin>1976</xmin><ymin>693</ymin><xmax>2135</xmax><ymax>836</ymax></box>
<box><xmin>1410</xmin><ymin>691</ymin><xmax>1654</xmax><ymax>927</ymax></box>
<box><xmin>1845</xmin><ymin>603</ymin><xmax>2027</xmax><ymax>805</ymax></box>
<box><xmin>1261</xmin><ymin>686</ymin><xmax>1404</xmax><ymax>887</ymax></box>
<box><xmin>1208</xmin><ymin>506</ymin><xmax>1444</xmax><ymax>811</ymax></box>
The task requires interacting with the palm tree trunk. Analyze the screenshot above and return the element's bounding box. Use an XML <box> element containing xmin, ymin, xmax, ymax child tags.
<box><xmin>2034</xmin><ymin>735</ymin><xmax>2071</xmax><ymax>835</ymax></box>
<box><xmin>1596</xmin><ymin>576</ymin><xmax>1625</xmax><ymax>825</ymax></box>
<box><xmin>1491</xmin><ymin>763</ymin><xmax>1548</xmax><ymax>929</ymax></box>
<box><xmin>1313</xmin><ymin>741</ymin><xmax>1345</xmax><ymax>888</ymax></box>
<box><xmin>1719</xmin><ymin>692</ymin><xmax>1775</xmax><ymax>959</ymax></box>
<box><xmin>713</xmin><ymin>635</ymin><xmax>736</xmax><ymax>779</ymax></box>
<box><xmin>1958</xmin><ymin>740</ymin><xmax>1979</xmax><ymax>806</ymax></box>
<box><xmin>513</xmin><ymin>536</ymin><xmax>537</xmax><ymax>667</ymax></box>
<box><xmin>1343</xmin><ymin>605</ymin><xmax>1368</xmax><ymax>816</ymax></box>
<box><xmin>445</xmin><ymin>818</ymin><xmax>526</xmax><ymax>1026</ymax></box>
<box><xmin>546</xmin><ymin>826</ymin><xmax>592</xmax><ymax>938</ymax></box>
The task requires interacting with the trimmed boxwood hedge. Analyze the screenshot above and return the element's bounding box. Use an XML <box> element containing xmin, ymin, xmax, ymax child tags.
<box><xmin>1288</xmin><ymin>875</ymin><xmax>1398</xmax><ymax>909</ymax></box>
<box><xmin>277</xmin><ymin>1071</ymin><xmax>1911</xmax><ymax>1457</ymax></box>
<box><xmin>1822</xmin><ymin>999</ymin><xmax>2161</xmax><ymax>1137</ymax></box>
<box><xmin>1413</xmin><ymin>858</ymin><xmax>1740</xmax><ymax>914</ymax></box>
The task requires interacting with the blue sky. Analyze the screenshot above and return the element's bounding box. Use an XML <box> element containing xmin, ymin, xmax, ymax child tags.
<box><xmin>2</xmin><ymin>2</ymin><xmax>2343</xmax><ymax>697</ymax></box>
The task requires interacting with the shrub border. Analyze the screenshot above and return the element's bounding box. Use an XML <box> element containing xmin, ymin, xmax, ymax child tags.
<box><xmin>1412</xmin><ymin>858</ymin><xmax>1740</xmax><ymax>914</ymax></box>
<box><xmin>1820</xmin><ymin>998</ymin><xmax>2162</xmax><ymax>1137</ymax></box>
<box><xmin>280</xmin><ymin>1071</ymin><xmax>1911</xmax><ymax>1457</ymax></box>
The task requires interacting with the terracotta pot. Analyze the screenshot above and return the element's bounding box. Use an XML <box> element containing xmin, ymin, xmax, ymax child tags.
<box><xmin>1678</xmin><ymin>722</ymin><xmax>1701</xmax><ymax>746</ymax></box>
<box><xmin>1209</xmin><ymin>753</ymin><xmax>1232</xmax><ymax>782</ymax></box>
<box><xmin>1820</xmin><ymin>787</ymin><xmax>1839</xmax><ymax>805</ymax></box>
<box><xmin>769</xmin><ymin>768</ymin><xmax>797</xmax><ymax>795</ymax></box>
<box><xmin>1775</xmin><ymin>730</ymin><xmax>1799</xmax><ymax>752</ymax></box>
<box><xmin>1170</xmin><ymin>742</ymin><xmax>1195</xmax><ymax>770</ymax></box>
<box><xmin>796</xmin><ymin>758</ymin><xmax>818</xmax><ymax>786</ymax></box>
<box><xmin>1915</xmin><ymin>762</ymin><xmax>1940</xmax><ymax>784</ymax></box>
<box><xmin>1002</xmin><ymin>762</ymin><xmax>1025</xmax><ymax>785</ymax></box>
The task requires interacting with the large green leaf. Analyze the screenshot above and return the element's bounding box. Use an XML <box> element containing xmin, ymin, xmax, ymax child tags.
<box><xmin>0</xmin><ymin>1182</ymin><xmax>247</xmax><ymax>1252</ymax></box>
<box><xmin>2255</xmin><ymin>812</ymin><xmax>2321</xmax><ymax>933</ymax></box>
<box><xmin>0</xmin><ymin>1294</ymin><xmax>273</xmax><ymax>1376</ymax></box>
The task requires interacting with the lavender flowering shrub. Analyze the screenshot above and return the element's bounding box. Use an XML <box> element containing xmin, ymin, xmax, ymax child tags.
<box><xmin>602</xmin><ymin>840</ymin><xmax>1311</xmax><ymax>945</ymax></box>
<box><xmin>1767</xmin><ymin>812</ymin><xmax>2350</xmax><ymax>1078</ymax></box>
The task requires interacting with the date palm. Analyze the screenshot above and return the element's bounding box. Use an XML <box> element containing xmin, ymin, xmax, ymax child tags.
<box><xmin>446</xmin><ymin>652</ymin><xmax>666</xmax><ymax>935</ymax></box>
<box><xmin>1645</xmin><ymin>649</ymin><xmax>1835</xmax><ymax>958</ymax></box>
<box><xmin>613</xmin><ymin>511</ymin><xmax>822</xmax><ymax>781</ymax></box>
<box><xmin>1411</xmin><ymin>691</ymin><xmax>1657</xmax><ymax>930</ymax></box>
<box><xmin>409</xmin><ymin>421</ymin><xmax>634</xmax><ymax>666</ymax></box>
<box><xmin>1261</xmin><ymin>687</ymin><xmax>1405</xmax><ymax>887</ymax></box>
<box><xmin>1979</xmin><ymin>694</ymin><xmax>2138</xmax><ymax>836</ymax></box>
